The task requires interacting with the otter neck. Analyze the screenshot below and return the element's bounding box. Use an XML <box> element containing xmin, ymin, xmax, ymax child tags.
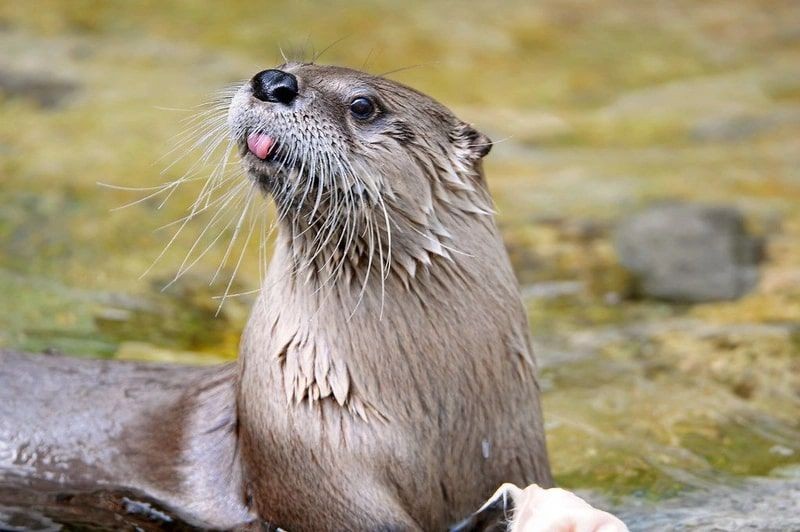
<box><xmin>237</xmin><ymin>197</ymin><xmax>520</xmax><ymax>421</ymax></box>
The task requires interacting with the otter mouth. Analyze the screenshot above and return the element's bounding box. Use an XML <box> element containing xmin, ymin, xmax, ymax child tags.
<box><xmin>246</xmin><ymin>132</ymin><xmax>276</xmax><ymax>161</ymax></box>
<box><xmin>241</xmin><ymin>132</ymin><xmax>280</xmax><ymax>165</ymax></box>
<box><xmin>238</xmin><ymin>131</ymin><xmax>287</xmax><ymax>186</ymax></box>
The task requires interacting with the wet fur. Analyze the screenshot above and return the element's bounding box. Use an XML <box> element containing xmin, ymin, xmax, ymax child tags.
<box><xmin>232</xmin><ymin>64</ymin><xmax>552</xmax><ymax>530</ymax></box>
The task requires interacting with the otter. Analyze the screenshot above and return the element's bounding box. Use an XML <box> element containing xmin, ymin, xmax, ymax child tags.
<box><xmin>0</xmin><ymin>63</ymin><xmax>552</xmax><ymax>530</ymax></box>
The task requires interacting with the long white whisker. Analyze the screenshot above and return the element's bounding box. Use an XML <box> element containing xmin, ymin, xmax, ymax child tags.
<box><xmin>110</xmin><ymin>180</ymin><xmax>184</xmax><ymax>211</ymax></box>
<box><xmin>211</xmin><ymin>184</ymin><xmax>257</xmax><ymax>284</ymax></box>
<box><xmin>153</xmin><ymin>172</ymin><xmax>244</xmax><ymax>231</ymax></box>
<box><xmin>163</xmin><ymin>180</ymin><xmax>250</xmax><ymax>288</ymax></box>
<box><xmin>216</xmin><ymin>187</ymin><xmax>259</xmax><ymax>315</ymax></box>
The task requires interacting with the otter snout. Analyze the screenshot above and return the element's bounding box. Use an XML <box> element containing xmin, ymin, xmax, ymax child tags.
<box><xmin>251</xmin><ymin>69</ymin><xmax>298</xmax><ymax>105</ymax></box>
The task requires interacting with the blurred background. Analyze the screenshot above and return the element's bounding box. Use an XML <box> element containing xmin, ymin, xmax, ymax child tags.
<box><xmin>1</xmin><ymin>0</ymin><xmax>799</xmax><ymax>523</ymax></box>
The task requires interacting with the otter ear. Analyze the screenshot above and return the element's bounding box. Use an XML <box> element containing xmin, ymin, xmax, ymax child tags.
<box><xmin>452</xmin><ymin>122</ymin><xmax>493</xmax><ymax>161</ymax></box>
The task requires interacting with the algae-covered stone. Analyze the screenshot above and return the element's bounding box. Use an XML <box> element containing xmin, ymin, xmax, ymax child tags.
<box><xmin>614</xmin><ymin>203</ymin><xmax>762</xmax><ymax>302</ymax></box>
<box><xmin>614</xmin><ymin>467</ymin><xmax>800</xmax><ymax>531</ymax></box>
<box><xmin>0</xmin><ymin>67</ymin><xmax>79</xmax><ymax>109</ymax></box>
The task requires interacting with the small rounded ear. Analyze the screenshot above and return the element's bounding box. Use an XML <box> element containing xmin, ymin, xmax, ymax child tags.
<box><xmin>452</xmin><ymin>122</ymin><xmax>493</xmax><ymax>161</ymax></box>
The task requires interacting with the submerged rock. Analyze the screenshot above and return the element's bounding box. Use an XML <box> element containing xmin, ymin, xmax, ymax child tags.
<box><xmin>610</xmin><ymin>468</ymin><xmax>800</xmax><ymax>531</ymax></box>
<box><xmin>690</xmin><ymin>110</ymin><xmax>800</xmax><ymax>143</ymax></box>
<box><xmin>614</xmin><ymin>203</ymin><xmax>762</xmax><ymax>302</ymax></box>
<box><xmin>0</xmin><ymin>68</ymin><xmax>79</xmax><ymax>109</ymax></box>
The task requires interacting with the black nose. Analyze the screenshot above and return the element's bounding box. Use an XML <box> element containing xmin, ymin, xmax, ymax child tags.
<box><xmin>251</xmin><ymin>69</ymin><xmax>298</xmax><ymax>105</ymax></box>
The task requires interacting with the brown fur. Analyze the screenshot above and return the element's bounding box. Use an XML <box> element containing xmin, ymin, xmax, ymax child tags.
<box><xmin>0</xmin><ymin>63</ymin><xmax>551</xmax><ymax>531</ymax></box>
<box><xmin>231</xmin><ymin>63</ymin><xmax>552</xmax><ymax>530</ymax></box>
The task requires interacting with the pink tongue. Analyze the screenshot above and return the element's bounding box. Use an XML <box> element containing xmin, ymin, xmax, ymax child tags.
<box><xmin>247</xmin><ymin>133</ymin><xmax>275</xmax><ymax>160</ymax></box>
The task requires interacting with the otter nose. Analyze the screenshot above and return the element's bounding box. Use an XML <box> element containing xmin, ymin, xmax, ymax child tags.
<box><xmin>251</xmin><ymin>69</ymin><xmax>298</xmax><ymax>105</ymax></box>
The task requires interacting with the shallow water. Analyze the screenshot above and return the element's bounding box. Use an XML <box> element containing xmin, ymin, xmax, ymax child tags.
<box><xmin>1</xmin><ymin>0</ymin><xmax>799</xmax><ymax>522</ymax></box>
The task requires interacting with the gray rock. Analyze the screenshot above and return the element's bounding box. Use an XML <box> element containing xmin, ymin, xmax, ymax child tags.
<box><xmin>690</xmin><ymin>110</ymin><xmax>800</xmax><ymax>143</ymax></box>
<box><xmin>614</xmin><ymin>203</ymin><xmax>762</xmax><ymax>302</ymax></box>
<box><xmin>0</xmin><ymin>69</ymin><xmax>78</xmax><ymax>109</ymax></box>
<box><xmin>608</xmin><ymin>469</ymin><xmax>800</xmax><ymax>531</ymax></box>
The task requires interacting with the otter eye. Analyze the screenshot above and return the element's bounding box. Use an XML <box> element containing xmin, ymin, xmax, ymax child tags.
<box><xmin>349</xmin><ymin>97</ymin><xmax>375</xmax><ymax>120</ymax></box>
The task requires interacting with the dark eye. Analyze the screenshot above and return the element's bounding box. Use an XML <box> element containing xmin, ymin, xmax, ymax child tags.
<box><xmin>349</xmin><ymin>97</ymin><xmax>375</xmax><ymax>119</ymax></box>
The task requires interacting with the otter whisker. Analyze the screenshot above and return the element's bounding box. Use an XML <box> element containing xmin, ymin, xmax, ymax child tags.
<box><xmin>332</xmin><ymin>191</ymin><xmax>357</xmax><ymax>270</ymax></box>
<box><xmin>158</xmin><ymin>108</ymin><xmax>224</xmax><ymax>140</ymax></box>
<box><xmin>315</xmin><ymin>176</ymin><xmax>359</xmax><ymax>296</ymax></box>
<box><xmin>376</xmin><ymin>62</ymin><xmax>437</xmax><ymax>78</ymax></box>
<box><xmin>216</xmin><ymin>185</ymin><xmax>260</xmax><ymax>315</ymax></box>
<box><xmin>374</xmin><ymin>206</ymin><xmax>387</xmax><ymax>320</ymax></box>
<box><xmin>153</xmin><ymin>105</ymin><xmax>202</xmax><ymax>112</ymax></box>
<box><xmin>176</xmin><ymin>140</ymin><xmax>236</xmax><ymax>212</ymax></box>
<box><xmin>313</xmin><ymin>216</ymin><xmax>351</xmax><ymax>295</ymax></box>
<box><xmin>375</xmin><ymin>191</ymin><xmax>394</xmax><ymax>281</ymax></box>
<box><xmin>239</xmin><ymin>202</ymin><xmax>288</xmax><ymax>307</ymax></box>
<box><xmin>305</xmin><ymin>173</ymin><xmax>342</xmax><ymax>243</ymax></box>
<box><xmin>302</xmin><ymin>156</ymin><xmax>357</xmax><ymax>267</ymax></box>
<box><xmin>159</xmin><ymin>113</ymin><xmax>229</xmax><ymax>170</ymax></box>
<box><xmin>292</xmin><ymin>152</ymin><xmax>313</xmax><ymax>226</ymax></box>
<box><xmin>258</xmin><ymin>209</ymin><xmax>273</xmax><ymax>317</ymax></box>
<box><xmin>162</xmin><ymin>85</ymin><xmax>239</xmax><ymax>118</ymax></box>
<box><xmin>262</xmin><ymin>128</ymin><xmax>298</xmax><ymax>209</ymax></box>
<box><xmin>192</xmin><ymin>140</ymin><xmax>237</xmax><ymax>211</ymax></box>
<box><xmin>141</xmin><ymin>160</ymin><xmax>241</xmax><ymax>280</ymax></box>
<box><xmin>306</xmin><ymin>195</ymin><xmax>345</xmax><ymax>273</ymax></box>
<box><xmin>361</xmin><ymin>47</ymin><xmax>377</xmax><ymax>70</ymax></box>
<box><xmin>97</xmin><ymin>180</ymin><xmax>193</xmax><ymax>192</ymax></box>
<box><xmin>210</xmin><ymin>183</ymin><xmax>258</xmax><ymax>285</ymax></box>
<box><xmin>172</xmin><ymin>123</ymin><xmax>231</xmax><ymax>179</ymax></box>
<box><xmin>172</xmin><ymin>106</ymin><xmax>228</xmax><ymax>131</ymax></box>
<box><xmin>303</xmin><ymin>36</ymin><xmax>315</xmax><ymax>64</ymax></box>
<box><xmin>161</xmin><ymin>213</ymin><xmax>237</xmax><ymax>292</ymax></box>
<box><xmin>103</xmin><ymin>168</ymin><xmax>235</xmax><ymax>214</ymax></box>
<box><xmin>154</xmin><ymin>171</ymin><xmax>243</xmax><ymax>231</ymax></box>
<box><xmin>96</xmin><ymin>97</ymin><xmax>235</xmax><ymax>283</ymax></box>
<box><xmin>109</xmin><ymin>179</ymin><xmax>187</xmax><ymax>212</ymax></box>
<box><xmin>99</xmin><ymin>177</ymin><xmax>201</xmax><ymax>211</ymax></box>
<box><xmin>154</xmin><ymin>123</ymin><xmax>232</xmax><ymax>209</ymax></box>
<box><xmin>210</xmin><ymin>287</ymin><xmax>262</xmax><ymax>299</ymax></box>
<box><xmin>188</xmin><ymin>124</ymin><xmax>231</xmax><ymax>170</ymax></box>
<box><xmin>349</xmin><ymin>193</ymin><xmax>377</xmax><ymax>319</ymax></box>
<box><xmin>272</xmin><ymin>145</ymin><xmax>303</xmax><ymax>225</ymax></box>
<box><xmin>467</xmin><ymin>134</ymin><xmax>513</xmax><ymax>150</ymax></box>
<box><xmin>157</xmin><ymin>105</ymin><xmax>231</xmax><ymax>174</ymax></box>
<box><xmin>307</xmin><ymin>159</ymin><xmax>326</xmax><ymax>223</ymax></box>
<box><xmin>155</xmin><ymin>101</ymin><xmax>231</xmax><ymax>116</ymax></box>
<box><xmin>311</xmin><ymin>35</ymin><xmax>351</xmax><ymax>64</ymax></box>
<box><xmin>176</xmin><ymin>212</ymin><xmax>237</xmax><ymax>279</ymax></box>
<box><xmin>161</xmin><ymin>180</ymin><xmax>251</xmax><ymax>291</ymax></box>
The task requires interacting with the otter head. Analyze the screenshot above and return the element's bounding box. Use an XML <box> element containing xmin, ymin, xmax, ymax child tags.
<box><xmin>227</xmin><ymin>63</ymin><xmax>494</xmax><ymax>282</ymax></box>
